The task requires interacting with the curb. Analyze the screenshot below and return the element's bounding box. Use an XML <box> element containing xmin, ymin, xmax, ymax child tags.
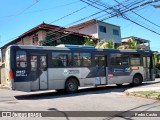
<box><xmin>125</xmin><ymin>91</ymin><xmax>160</xmax><ymax>101</ymax></box>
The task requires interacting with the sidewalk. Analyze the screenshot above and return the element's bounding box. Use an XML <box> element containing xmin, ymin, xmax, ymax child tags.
<box><xmin>125</xmin><ymin>80</ymin><xmax>160</xmax><ymax>100</ymax></box>
<box><xmin>0</xmin><ymin>84</ymin><xmax>8</xmax><ymax>89</ymax></box>
<box><xmin>125</xmin><ymin>86</ymin><xmax>160</xmax><ymax>93</ymax></box>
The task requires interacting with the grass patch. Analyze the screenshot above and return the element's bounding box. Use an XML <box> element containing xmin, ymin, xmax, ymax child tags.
<box><xmin>133</xmin><ymin>91</ymin><xmax>160</xmax><ymax>99</ymax></box>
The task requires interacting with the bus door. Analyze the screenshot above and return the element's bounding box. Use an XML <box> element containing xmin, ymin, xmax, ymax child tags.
<box><xmin>30</xmin><ymin>55</ymin><xmax>48</xmax><ymax>90</ymax></box>
<box><xmin>94</xmin><ymin>55</ymin><xmax>108</xmax><ymax>85</ymax></box>
<box><xmin>143</xmin><ymin>55</ymin><xmax>151</xmax><ymax>81</ymax></box>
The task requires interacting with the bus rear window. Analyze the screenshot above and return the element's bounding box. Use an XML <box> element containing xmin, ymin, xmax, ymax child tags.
<box><xmin>16</xmin><ymin>51</ymin><xmax>27</xmax><ymax>68</ymax></box>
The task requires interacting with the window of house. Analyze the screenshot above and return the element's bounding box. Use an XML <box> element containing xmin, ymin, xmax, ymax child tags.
<box><xmin>111</xmin><ymin>53</ymin><xmax>129</xmax><ymax>65</ymax></box>
<box><xmin>113</xmin><ymin>29</ymin><xmax>119</xmax><ymax>35</ymax></box>
<box><xmin>73</xmin><ymin>53</ymin><xmax>91</xmax><ymax>67</ymax></box>
<box><xmin>130</xmin><ymin>54</ymin><xmax>141</xmax><ymax>66</ymax></box>
<box><xmin>52</xmin><ymin>52</ymin><xmax>72</xmax><ymax>67</ymax></box>
<box><xmin>16</xmin><ymin>51</ymin><xmax>27</xmax><ymax>68</ymax></box>
<box><xmin>32</xmin><ymin>34</ymin><xmax>39</xmax><ymax>45</ymax></box>
<box><xmin>99</xmin><ymin>25</ymin><xmax>106</xmax><ymax>33</ymax></box>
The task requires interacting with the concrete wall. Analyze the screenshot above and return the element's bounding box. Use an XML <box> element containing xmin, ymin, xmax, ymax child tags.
<box><xmin>77</xmin><ymin>24</ymin><xmax>98</xmax><ymax>39</ymax></box>
<box><xmin>97</xmin><ymin>22</ymin><xmax>121</xmax><ymax>44</ymax></box>
<box><xmin>67</xmin><ymin>21</ymin><xmax>121</xmax><ymax>44</ymax></box>
<box><xmin>0</xmin><ymin>65</ymin><xmax>5</xmax><ymax>84</ymax></box>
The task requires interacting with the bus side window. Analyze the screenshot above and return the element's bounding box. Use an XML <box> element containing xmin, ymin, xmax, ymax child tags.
<box><xmin>130</xmin><ymin>54</ymin><xmax>140</xmax><ymax>66</ymax></box>
<box><xmin>52</xmin><ymin>52</ymin><xmax>72</xmax><ymax>67</ymax></box>
<box><xmin>16</xmin><ymin>51</ymin><xmax>27</xmax><ymax>68</ymax></box>
<box><xmin>40</xmin><ymin>56</ymin><xmax>47</xmax><ymax>71</ymax></box>
<box><xmin>110</xmin><ymin>53</ymin><xmax>129</xmax><ymax>66</ymax></box>
<box><xmin>73</xmin><ymin>52</ymin><xmax>91</xmax><ymax>67</ymax></box>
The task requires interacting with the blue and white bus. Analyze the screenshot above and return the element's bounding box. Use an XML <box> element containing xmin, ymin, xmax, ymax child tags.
<box><xmin>5</xmin><ymin>44</ymin><xmax>155</xmax><ymax>93</ymax></box>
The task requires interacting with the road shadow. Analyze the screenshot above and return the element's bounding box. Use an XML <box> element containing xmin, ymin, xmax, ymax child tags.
<box><xmin>14</xmin><ymin>79</ymin><xmax>160</xmax><ymax>100</ymax></box>
<box><xmin>14</xmin><ymin>84</ymin><xmax>132</xmax><ymax>100</ymax></box>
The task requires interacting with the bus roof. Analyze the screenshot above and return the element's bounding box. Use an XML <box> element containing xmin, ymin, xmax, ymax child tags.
<box><xmin>8</xmin><ymin>45</ymin><xmax>153</xmax><ymax>54</ymax></box>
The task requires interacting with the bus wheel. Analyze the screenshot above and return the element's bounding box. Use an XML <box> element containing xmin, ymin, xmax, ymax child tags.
<box><xmin>65</xmin><ymin>78</ymin><xmax>78</xmax><ymax>94</ymax></box>
<box><xmin>132</xmin><ymin>75</ymin><xmax>142</xmax><ymax>86</ymax></box>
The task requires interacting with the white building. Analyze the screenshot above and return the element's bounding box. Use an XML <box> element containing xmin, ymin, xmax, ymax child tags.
<box><xmin>67</xmin><ymin>19</ymin><xmax>121</xmax><ymax>46</ymax></box>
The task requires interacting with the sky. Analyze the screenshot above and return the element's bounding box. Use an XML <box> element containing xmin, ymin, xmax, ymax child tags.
<box><xmin>0</xmin><ymin>0</ymin><xmax>160</xmax><ymax>51</ymax></box>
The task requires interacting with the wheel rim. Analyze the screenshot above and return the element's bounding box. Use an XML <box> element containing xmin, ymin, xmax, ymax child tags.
<box><xmin>134</xmin><ymin>78</ymin><xmax>140</xmax><ymax>84</ymax></box>
<box><xmin>68</xmin><ymin>82</ymin><xmax>76</xmax><ymax>91</ymax></box>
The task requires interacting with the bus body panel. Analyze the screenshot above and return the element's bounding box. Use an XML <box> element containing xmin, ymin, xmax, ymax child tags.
<box><xmin>5</xmin><ymin>45</ymin><xmax>155</xmax><ymax>92</ymax></box>
<box><xmin>47</xmin><ymin>67</ymin><xmax>108</xmax><ymax>89</ymax></box>
<box><xmin>14</xmin><ymin>82</ymin><xmax>31</xmax><ymax>92</ymax></box>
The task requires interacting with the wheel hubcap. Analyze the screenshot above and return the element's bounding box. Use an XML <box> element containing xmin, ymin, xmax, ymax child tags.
<box><xmin>68</xmin><ymin>83</ymin><xmax>75</xmax><ymax>91</ymax></box>
<box><xmin>134</xmin><ymin>78</ymin><xmax>139</xmax><ymax>84</ymax></box>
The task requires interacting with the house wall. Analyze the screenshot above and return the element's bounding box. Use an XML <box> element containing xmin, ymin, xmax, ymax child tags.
<box><xmin>0</xmin><ymin>64</ymin><xmax>5</xmax><ymax>84</ymax></box>
<box><xmin>69</xmin><ymin>24</ymin><xmax>98</xmax><ymax>39</ymax></box>
<box><xmin>23</xmin><ymin>36</ymin><xmax>32</xmax><ymax>45</ymax></box>
<box><xmin>0</xmin><ymin>30</ymin><xmax>47</xmax><ymax>84</ymax></box>
<box><xmin>97</xmin><ymin>22</ymin><xmax>121</xmax><ymax>44</ymax></box>
<box><xmin>39</xmin><ymin>30</ymin><xmax>47</xmax><ymax>41</ymax></box>
<box><xmin>68</xmin><ymin>21</ymin><xmax>121</xmax><ymax>44</ymax></box>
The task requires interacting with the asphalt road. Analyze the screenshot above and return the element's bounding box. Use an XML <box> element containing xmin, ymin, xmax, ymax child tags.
<box><xmin>0</xmin><ymin>79</ymin><xmax>160</xmax><ymax>120</ymax></box>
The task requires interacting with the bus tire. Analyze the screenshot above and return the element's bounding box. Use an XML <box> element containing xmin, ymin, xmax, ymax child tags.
<box><xmin>132</xmin><ymin>75</ymin><xmax>142</xmax><ymax>86</ymax></box>
<box><xmin>65</xmin><ymin>78</ymin><xmax>78</xmax><ymax>94</ymax></box>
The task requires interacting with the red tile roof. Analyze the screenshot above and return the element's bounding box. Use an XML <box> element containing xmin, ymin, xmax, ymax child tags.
<box><xmin>66</xmin><ymin>19</ymin><xmax>97</xmax><ymax>30</ymax></box>
<box><xmin>1</xmin><ymin>22</ymin><xmax>91</xmax><ymax>49</ymax></box>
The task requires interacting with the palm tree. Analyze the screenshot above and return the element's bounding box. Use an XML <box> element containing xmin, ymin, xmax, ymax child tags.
<box><xmin>128</xmin><ymin>38</ymin><xmax>137</xmax><ymax>49</ymax></box>
<box><xmin>118</xmin><ymin>38</ymin><xmax>137</xmax><ymax>49</ymax></box>
<box><xmin>96</xmin><ymin>39</ymin><xmax>114</xmax><ymax>49</ymax></box>
<box><xmin>84</xmin><ymin>39</ymin><xmax>95</xmax><ymax>46</ymax></box>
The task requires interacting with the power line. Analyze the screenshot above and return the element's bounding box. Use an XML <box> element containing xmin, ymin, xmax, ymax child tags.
<box><xmin>0</xmin><ymin>0</ymin><xmax>41</xmax><ymax>46</ymax></box>
<box><xmin>114</xmin><ymin>0</ymin><xmax>160</xmax><ymax>28</ymax></box>
<box><xmin>50</xmin><ymin>5</ymin><xmax>90</xmax><ymax>24</ymax></box>
<box><xmin>43</xmin><ymin>0</ymin><xmax>131</xmax><ymax>40</ymax></box>
<box><xmin>41</xmin><ymin>0</ymin><xmax>132</xmax><ymax>44</ymax></box>
<box><xmin>16</xmin><ymin>0</ymin><xmax>40</xmax><ymax>16</ymax></box>
<box><xmin>2</xmin><ymin>0</ymin><xmax>159</xmax><ymax>47</ymax></box>
<box><xmin>1</xmin><ymin>0</ymin><xmax>129</xmax><ymax>47</ymax></box>
<box><xmin>42</xmin><ymin>0</ymin><xmax>155</xmax><ymax>45</ymax></box>
<box><xmin>42</xmin><ymin>0</ymin><xmax>159</xmax><ymax>45</ymax></box>
<box><xmin>0</xmin><ymin>1</ymin><xmax>79</xmax><ymax>19</ymax></box>
<box><xmin>84</xmin><ymin>0</ymin><xmax>160</xmax><ymax>35</ymax></box>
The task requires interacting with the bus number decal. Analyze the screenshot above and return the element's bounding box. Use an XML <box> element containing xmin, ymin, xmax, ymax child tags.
<box><xmin>16</xmin><ymin>70</ymin><xmax>27</xmax><ymax>77</ymax></box>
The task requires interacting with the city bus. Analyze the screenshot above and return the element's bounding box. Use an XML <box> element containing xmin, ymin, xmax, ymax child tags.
<box><xmin>5</xmin><ymin>44</ymin><xmax>155</xmax><ymax>93</ymax></box>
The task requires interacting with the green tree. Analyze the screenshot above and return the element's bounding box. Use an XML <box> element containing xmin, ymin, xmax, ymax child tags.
<box><xmin>96</xmin><ymin>39</ymin><xmax>114</xmax><ymax>49</ymax></box>
<box><xmin>128</xmin><ymin>38</ymin><xmax>137</xmax><ymax>49</ymax></box>
<box><xmin>41</xmin><ymin>31</ymin><xmax>87</xmax><ymax>46</ymax></box>
<box><xmin>118</xmin><ymin>38</ymin><xmax>137</xmax><ymax>49</ymax></box>
<box><xmin>84</xmin><ymin>36</ymin><xmax>95</xmax><ymax>46</ymax></box>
